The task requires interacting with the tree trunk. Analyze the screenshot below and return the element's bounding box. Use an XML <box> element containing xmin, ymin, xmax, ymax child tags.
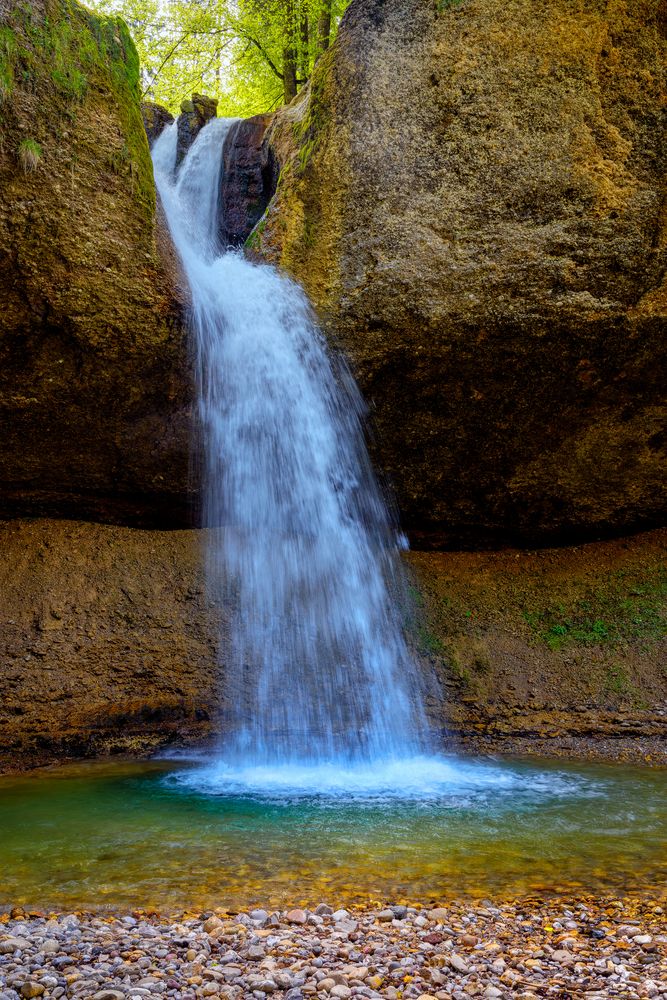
<box><xmin>282</xmin><ymin>0</ymin><xmax>298</xmax><ymax>103</ymax></box>
<box><xmin>316</xmin><ymin>0</ymin><xmax>332</xmax><ymax>57</ymax></box>
<box><xmin>283</xmin><ymin>47</ymin><xmax>297</xmax><ymax>102</ymax></box>
<box><xmin>299</xmin><ymin>7</ymin><xmax>310</xmax><ymax>80</ymax></box>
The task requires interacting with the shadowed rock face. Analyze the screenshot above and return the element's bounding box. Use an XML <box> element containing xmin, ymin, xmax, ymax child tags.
<box><xmin>0</xmin><ymin>0</ymin><xmax>193</xmax><ymax>527</ymax></box>
<box><xmin>1</xmin><ymin>518</ymin><xmax>665</xmax><ymax>772</ymax></box>
<box><xmin>142</xmin><ymin>100</ymin><xmax>175</xmax><ymax>145</ymax></box>
<box><xmin>220</xmin><ymin>114</ymin><xmax>278</xmax><ymax>247</ymax></box>
<box><xmin>255</xmin><ymin>0</ymin><xmax>667</xmax><ymax>547</ymax></box>
<box><xmin>176</xmin><ymin>93</ymin><xmax>218</xmax><ymax>168</ymax></box>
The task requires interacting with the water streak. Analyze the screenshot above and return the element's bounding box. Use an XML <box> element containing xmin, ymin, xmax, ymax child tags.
<box><xmin>152</xmin><ymin>120</ymin><xmax>433</xmax><ymax>767</ymax></box>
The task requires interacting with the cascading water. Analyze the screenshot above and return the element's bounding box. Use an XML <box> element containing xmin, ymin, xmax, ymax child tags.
<box><xmin>152</xmin><ymin>119</ymin><xmax>435</xmax><ymax>775</ymax></box>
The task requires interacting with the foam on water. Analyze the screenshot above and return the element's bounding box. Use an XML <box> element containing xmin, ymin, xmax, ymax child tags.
<box><xmin>161</xmin><ymin>752</ymin><xmax>599</xmax><ymax>805</ymax></box>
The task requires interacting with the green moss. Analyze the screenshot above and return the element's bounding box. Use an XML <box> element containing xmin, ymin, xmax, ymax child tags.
<box><xmin>436</xmin><ymin>0</ymin><xmax>466</xmax><ymax>11</ymax></box>
<box><xmin>292</xmin><ymin>48</ymin><xmax>334</xmax><ymax>176</ymax></box>
<box><xmin>245</xmin><ymin>213</ymin><xmax>268</xmax><ymax>251</ymax></box>
<box><xmin>415</xmin><ymin>624</ymin><xmax>445</xmax><ymax>656</ymax></box>
<box><xmin>522</xmin><ymin>566</ymin><xmax>667</xmax><ymax>651</ymax></box>
<box><xmin>601</xmin><ymin>664</ymin><xmax>648</xmax><ymax>709</ymax></box>
<box><xmin>0</xmin><ymin>26</ymin><xmax>16</xmax><ymax>101</ymax></box>
<box><xmin>3</xmin><ymin>0</ymin><xmax>154</xmax><ymax>215</ymax></box>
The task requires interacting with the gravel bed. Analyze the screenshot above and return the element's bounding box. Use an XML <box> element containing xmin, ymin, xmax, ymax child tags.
<box><xmin>1</xmin><ymin>896</ymin><xmax>666</xmax><ymax>1000</ymax></box>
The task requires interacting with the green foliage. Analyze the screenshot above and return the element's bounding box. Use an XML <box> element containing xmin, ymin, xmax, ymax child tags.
<box><xmin>0</xmin><ymin>26</ymin><xmax>16</xmax><ymax>100</ymax></box>
<box><xmin>522</xmin><ymin>567</ymin><xmax>667</xmax><ymax>651</ymax></box>
<box><xmin>86</xmin><ymin>0</ymin><xmax>350</xmax><ymax>115</ymax></box>
<box><xmin>17</xmin><ymin>137</ymin><xmax>42</xmax><ymax>172</ymax></box>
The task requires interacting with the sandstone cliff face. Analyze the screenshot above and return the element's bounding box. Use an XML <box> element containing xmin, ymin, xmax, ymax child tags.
<box><xmin>256</xmin><ymin>0</ymin><xmax>667</xmax><ymax>546</ymax></box>
<box><xmin>0</xmin><ymin>520</ymin><xmax>220</xmax><ymax>772</ymax></box>
<box><xmin>0</xmin><ymin>0</ymin><xmax>192</xmax><ymax>527</ymax></box>
<box><xmin>1</xmin><ymin>518</ymin><xmax>664</xmax><ymax>772</ymax></box>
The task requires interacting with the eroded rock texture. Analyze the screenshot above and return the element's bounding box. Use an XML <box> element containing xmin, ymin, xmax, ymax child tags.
<box><xmin>1</xmin><ymin>519</ymin><xmax>664</xmax><ymax>772</ymax></box>
<box><xmin>176</xmin><ymin>92</ymin><xmax>218</xmax><ymax>168</ymax></box>
<box><xmin>0</xmin><ymin>519</ymin><xmax>220</xmax><ymax>771</ymax></box>
<box><xmin>256</xmin><ymin>0</ymin><xmax>667</xmax><ymax>546</ymax></box>
<box><xmin>0</xmin><ymin>0</ymin><xmax>192</xmax><ymax>526</ymax></box>
<box><xmin>220</xmin><ymin>114</ymin><xmax>278</xmax><ymax>247</ymax></box>
<box><xmin>142</xmin><ymin>100</ymin><xmax>174</xmax><ymax>145</ymax></box>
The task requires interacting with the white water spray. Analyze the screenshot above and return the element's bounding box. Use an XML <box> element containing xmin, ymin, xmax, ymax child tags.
<box><xmin>153</xmin><ymin>119</ymin><xmax>435</xmax><ymax>771</ymax></box>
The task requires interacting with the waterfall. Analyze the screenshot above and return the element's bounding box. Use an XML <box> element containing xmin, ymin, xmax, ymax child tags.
<box><xmin>152</xmin><ymin>119</ymin><xmax>433</xmax><ymax>767</ymax></box>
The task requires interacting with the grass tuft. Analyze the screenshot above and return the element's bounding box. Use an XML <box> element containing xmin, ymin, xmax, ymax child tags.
<box><xmin>18</xmin><ymin>137</ymin><xmax>42</xmax><ymax>172</ymax></box>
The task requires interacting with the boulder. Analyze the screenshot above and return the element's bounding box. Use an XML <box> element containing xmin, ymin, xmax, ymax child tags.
<box><xmin>220</xmin><ymin>113</ymin><xmax>278</xmax><ymax>247</ymax></box>
<box><xmin>0</xmin><ymin>0</ymin><xmax>192</xmax><ymax>527</ymax></box>
<box><xmin>142</xmin><ymin>100</ymin><xmax>175</xmax><ymax>145</ymax></box>
<box><xmin>255</xmin><ymin>0</ymin><xmax>667</xmax><ymax>546</ymax></box>
<box><xmin>176</xmin><ymin>92</ymin><xmax>218</xmax><ymax>168</ymax></box>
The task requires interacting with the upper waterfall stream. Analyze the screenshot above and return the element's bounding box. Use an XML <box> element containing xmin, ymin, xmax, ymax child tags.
<box><xmin>153</xmin><ymin>119</ymin><xmax>435</xmax><ymax>782</ymax></box>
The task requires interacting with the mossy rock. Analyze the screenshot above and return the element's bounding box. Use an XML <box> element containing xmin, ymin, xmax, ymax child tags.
<box><xmin>0</xmin><ymin>0</ymin><xmax>191</xmax><ymax>526</ymax></box>
<box><xmin>258</xmin><ymin>0</ymin><xmax>667</xmax><ymax>547</ymax></box>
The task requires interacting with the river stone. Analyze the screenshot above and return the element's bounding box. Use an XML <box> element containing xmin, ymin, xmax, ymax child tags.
<box><xmin>0</xmin><ymin>939</ymin><xmax>30</xmax><ymax>954</ymax></box>
<box><xmin>20</xmin><ymin>987</ymin><xmax>44</xmax><ymax>1000</ymax></box>
<box><xmin>449</xmin><ymin>954</ymin><xmax>469</xmax><ymax>974</ymax></box>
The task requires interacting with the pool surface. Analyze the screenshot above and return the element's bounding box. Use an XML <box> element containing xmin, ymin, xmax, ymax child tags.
<box><xmin>1</xmin><ymin>754</ymin><xmax>665</xmax><ymax>912</ymax></box>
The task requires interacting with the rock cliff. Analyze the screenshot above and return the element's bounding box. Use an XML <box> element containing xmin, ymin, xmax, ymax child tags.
<box><xmin>255</xmin><ymin>0</ymin><xmax>667</xmax><ymax>546</ymax></box>
<box><xmin>1</xmin><ymin>518</ymin><xmax>664</xmax><ymax>772</ymax></box>
<box><xmin>0</xmin><ymin>0</ymin><xmax>192</xmax><ymax>527</ymax></box>
<box><xmin>176</xmin><ymin>92</ymin><xmax>217</xmax><ymax>168</ymax></box>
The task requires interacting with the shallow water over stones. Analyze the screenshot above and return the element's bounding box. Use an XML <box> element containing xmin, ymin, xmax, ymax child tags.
<box><xmin>0</xmin><ymin>757</ymin><xmax>666</xmax><ymax>913</ymax></box>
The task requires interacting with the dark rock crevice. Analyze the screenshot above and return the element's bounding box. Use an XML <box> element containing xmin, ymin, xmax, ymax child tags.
<box><xmin>219</xmin><ymin>114</ymin><xmax>279</xmax><ymax>247</ymax></box>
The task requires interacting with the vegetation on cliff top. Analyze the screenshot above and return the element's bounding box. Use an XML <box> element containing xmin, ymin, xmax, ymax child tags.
<box><xmin>86</xmin><ymin>0</ymin><xmax>350</xmax><ymax>115</ymax></box>
<box><xmin>1</xmin><ymin>0</ymin><xmax>153</xmax><ymax>213</ymax></box>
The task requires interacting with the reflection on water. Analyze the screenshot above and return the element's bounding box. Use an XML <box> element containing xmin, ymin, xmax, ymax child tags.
<box><xmin>0</xmin><ymin>755</ymin><xmax>665</xmax><ymax>912</ymax></box>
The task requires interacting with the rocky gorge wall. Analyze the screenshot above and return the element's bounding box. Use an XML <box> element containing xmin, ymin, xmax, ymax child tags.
<box><xmin>0</xmin><ymin>0</ymin><xmax>192</xmax><ymax>527</ymax></box>
<box><xmin>0</xmin><ymin>518</ymin><xmax>664</xmax><ymax>772</ymax></box>
<box><xmin>0</xmin><ymin>0</ymin><xmax>665</xmax><ymax>772</ymax></box>
<box><xmin>254</xmin><ymin>0</ymin><xmax>667</xmax><ymax>546</ymax></box>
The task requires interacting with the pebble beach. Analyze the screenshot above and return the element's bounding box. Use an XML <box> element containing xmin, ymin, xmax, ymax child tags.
<box><xmin>2</xmin><ymin>896</ymin><xmax>666</xmax><ymax>1000</ymax></box>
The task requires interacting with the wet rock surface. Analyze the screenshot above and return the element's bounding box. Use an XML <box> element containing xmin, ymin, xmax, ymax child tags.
<box><xmin>219</xmin><ymin>115</ymin><xmax>278</xmax><ymax>248</ymax></box>
<box><xmin>0</xmin><ymin>519</ymin><xmax>665</xmax><ymax>772</ymax></box>
<box><xmin>176</xmin><ymin>94</ymin><xmax>218</xmax><ymax>169</ymax></box>
<box><xmin>142</xmin><ymin>102</ymin><xmax>175</xmax><ymax>146</ymax></box>
<box><xmin>1</xmin><ymin>897</ymin><xmax>665</xmax><ymax>1000</ymax></box>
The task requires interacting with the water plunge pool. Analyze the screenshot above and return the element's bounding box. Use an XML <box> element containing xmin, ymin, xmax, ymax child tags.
<box><xmin>1</xmin><ymin>754</ymin><xmax>665</xmax><ymax>912</ymax></box>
